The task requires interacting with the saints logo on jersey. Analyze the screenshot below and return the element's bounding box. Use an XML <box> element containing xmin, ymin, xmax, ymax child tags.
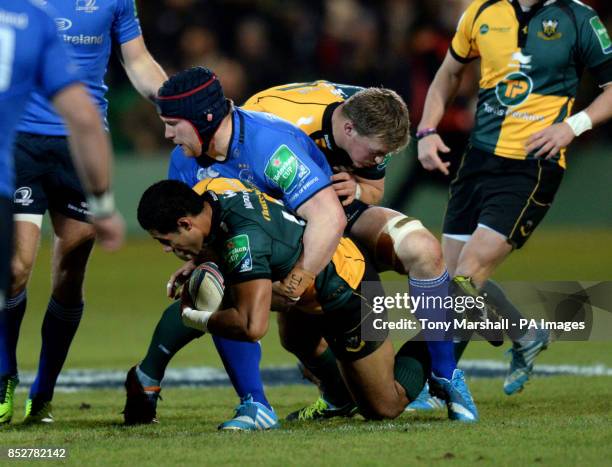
<box><xmin>538</xmin><ymin>19</ymin><xmax>562</xmax><ymax>40</ymax></box>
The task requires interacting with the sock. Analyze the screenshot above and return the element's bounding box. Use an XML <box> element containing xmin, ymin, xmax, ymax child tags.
<box><xmin>139</xmin><ymin>301</ymin><xmax>204</xmax><ymax>382</ymax></box>
<box><xmin>30</xmin><ymin>297</ymin><xmax>83</xmax><ymax>400</ymax></box>
<box><xmin>0</xmin><ymin>290</ymin><xmax>27</xmax><ymax>377</ymax></box>
<box><xmin>454</xmin><ymin>339</ymin><xmax>470</xmax><ymax>362</ymax></box>
<box><xmin>410</xmin><ymin>271</ymin><xmax>456</xmax><ymax>379</ymax></box>
<box><xmin>300</xmin><ymin>348</ymin><xmax>352</xmax><ymax>408</ymax></box>
<box><xmin>135</xmin><ymin>365</ymin><xmax>160</xmax><ymax>388</ymax></box>
<box><xmin>212</xmin><ymin>336</ymin><xmax>271</xmax><ymax>410</ymax></box>
<box><xmin>394</xmin><ymin>340</ymin><xmax>430</xmax><ymax>401</ymax></box>
<box><xmin>481</xmin><ymin>280</ymin><xmax>534</xmax><ymax>343</ymax></box>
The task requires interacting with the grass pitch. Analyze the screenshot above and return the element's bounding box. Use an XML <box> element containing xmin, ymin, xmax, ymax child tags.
<box><xmin>2</xmin><ymin>378</ymin><xmax>611</xmax><ymax>466</ymax></box>
<box><xmin>4</xmin><ymin>229</ymin><xmax>612</xmax><ymax>465</ymax></box>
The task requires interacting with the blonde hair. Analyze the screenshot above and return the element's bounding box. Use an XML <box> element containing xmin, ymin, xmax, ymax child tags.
<box><xmin>341</xmin><ymin>88</ymin><xmax>410</xmax><ymax>152</ymax></box>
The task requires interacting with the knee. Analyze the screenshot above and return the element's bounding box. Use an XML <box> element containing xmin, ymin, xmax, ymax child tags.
<box><xmin>10</xmin><ymin>255</ymin><xmax>34</xmax><ymax>294</ymax></box>
<box><xmin>360</xmin><ymin>400</ymin><xmax>404</xmax><ymax>420</ymax></box>
<box><xmin>402</xmin><ymin>230</ymin><xmax>445</xmax><ymax>278</ymax></box>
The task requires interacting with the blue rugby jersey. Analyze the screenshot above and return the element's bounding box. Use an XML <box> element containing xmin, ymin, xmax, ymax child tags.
<box><xmin>16</xmin><ymin>0</ymin><xmax>141</xmax><ymax>135</ymax></box>
<box><xmin>168</xmin><ymin>108</ymin><xmax>333</xmax><ymax>212</ymax></box>
<box><xmin>0</xmin><ymin>0</ymin><xmax>79</xmax><ymax>199</ymax></box>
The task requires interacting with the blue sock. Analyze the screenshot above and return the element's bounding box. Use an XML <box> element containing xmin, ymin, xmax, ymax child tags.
<box><xmin>30</xmin><ymin>297</ymin><xmax>83</xmax><ymax>400</ymax></box>
<box><xmin>0</xmin><ymin>290</ymin><xmax>27</xmax><ymax>377</ymax></box>
<box><xmin>410</xmin><ymin>271</ymin><xmax>456</xmax><ymax>379</ymax></box>
<box><xmin>212</xmin><ymin>335</ymin><xmax>271</xmax><ymax>410</ymax></box>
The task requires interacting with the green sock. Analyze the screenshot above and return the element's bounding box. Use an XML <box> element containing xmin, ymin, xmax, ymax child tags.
<box><xmin>139</xmin><ymin>301</ymin><xmax>204</xmax><ymax>381</ymax></box>
<box><xmin>301</xmin><ymin>348</ymin><xmax>353</xmax><ymax>408</ymax></box>
<box><xmin>394</xmin><ymin>340</ymin><xmax>430</xmax><ymax>400</ymax></box>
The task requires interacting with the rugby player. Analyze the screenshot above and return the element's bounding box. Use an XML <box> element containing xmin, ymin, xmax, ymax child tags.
<box><xmin>125</xmin><ymin>70</ymin><xmax>478</xmax><ymax>425</ymax></box>
<box><xmin>0</xmin><ymin>0</ymin><xmax>124</xmax><ymax>424</ymax></box>
<box><xmin>1</xmin><ymin>0</ymin><xmax>166</xmax><ymax>424</ymax></box>
<box><xmin>417</xmin><ymin>0</ymin><xmax>612</xmax><ymax>397</ymax></box>
<box><xmin>124</xmin><ymin>68</ymin><xmax>347</xmax><ymax>429</ymax></box>
<box><xmin>136</xmin><ymin>180</ymin><xmax>464</xmax><ymax>423</ymax></box>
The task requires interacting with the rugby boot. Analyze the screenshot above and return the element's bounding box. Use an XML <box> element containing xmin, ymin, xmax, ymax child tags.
<box><xmin>218</xmin><ymin>394</ymin><xmax>279</xmax><ymax>431</ymax></box>
<box><xmin>504</xmin><ymin>328</ymin><xmax>551</xmax><ymax>395</ymax></box>
<box><xmin>0</xmin><ymin>375</ymin><xmax>18</xmax><ymax>424</ymax></box>
<box><xmin>123</xmin><ymin>366</ymin><xmax>161</xmax><ymax>425</ymax></box>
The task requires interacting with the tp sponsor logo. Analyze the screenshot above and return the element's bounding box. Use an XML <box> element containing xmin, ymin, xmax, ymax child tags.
<box><xmin>495</xmin><ymin>72</ymin><xmax>533</xmax><ymax>107</ymax></box>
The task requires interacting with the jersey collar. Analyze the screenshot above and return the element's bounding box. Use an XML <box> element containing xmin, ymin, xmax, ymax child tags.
<box><xmin>321</xmin><ymin>102</ymin><xmax>342</xmax><ymax>152</ymax></box>
<box><xmin>201</xmin><ymin>190</ymin><xmax>222</xmax><ymax>247</ymax></box>
<box><xmin>321</xmin><ymin>102</ymin><xmax>354</xmax><ymax>169</ymax></box>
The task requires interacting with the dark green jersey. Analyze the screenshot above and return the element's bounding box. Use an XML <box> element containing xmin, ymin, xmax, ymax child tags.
<box><xmin>205</xmin><ymin>190</ymin><xmax>366</xmax><ymax>312</ymax></box>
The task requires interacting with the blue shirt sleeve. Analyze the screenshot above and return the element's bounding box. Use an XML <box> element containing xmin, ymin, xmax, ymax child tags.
<box><xmin>36</xmin><ymin>9</ymin><xmax>81</xmax><ymax>99</ymax></box>
<box><xmin>112</xmin><ymin>0</ymin><xmax>142</xmax><ymax>45</ymax></box>
<box><xmin>168</xmin><ymin>145</ymin><xmax>200</xmax><ymax>186</ymax></box>
<box><xmin>261</xmin><ymin>135</ymin><xmax>332</xmax><ymax>212</ymax></box>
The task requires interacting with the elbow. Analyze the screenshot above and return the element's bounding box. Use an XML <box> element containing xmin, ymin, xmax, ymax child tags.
<box><xmin>332</xmin><ymin>204</ymin><xmax>347</xmax><ymax>235</ymax></box>
<box><xmin>66</xmin><ymin>106</ymin><xmax>102</xmax><ymax>134</ymax></box>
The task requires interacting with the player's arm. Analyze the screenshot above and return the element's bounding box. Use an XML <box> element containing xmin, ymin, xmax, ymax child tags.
<box><xmin>331</xmin><ymin>172</ymin><xmax>384</xmax><ymax>206</ymax></box>
<box><xmin>526</xmin><ymin>84</ymin><xmax>612</xmax><ymax>159</ymax></box>
<box><xmin>275</xmin><ymin>186</ymin><xmax>345</xmax><ymax>301</ymax></box>
<box><xmin>187</xmin><ymin>279</ymin><xmax>272</xmax><ymax>342</ymax></box>
<box><xmin>296</xmin><ymin>185</ymin><xmax>346</xmax><ymax>270</ymax></box>
<box><xmin>52</xmin><ymin>83</ymin><xmax>125</xmax><ymax>250</ymax></box>
<box><xmin>119</xmin><ymin>36</ymin><xmax>168</xmax><ymax>101</ymax></box>
<box><xmin>417</xmin><ymin>52</ymin><xmax>470</xmax><ymax>175</ymax></box>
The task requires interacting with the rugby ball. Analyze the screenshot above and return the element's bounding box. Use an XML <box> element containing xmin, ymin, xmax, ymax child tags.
<box><xmin>187</xmin><ymin>262</ymin><xmax>225</xmax><ymax>312</ymax></box>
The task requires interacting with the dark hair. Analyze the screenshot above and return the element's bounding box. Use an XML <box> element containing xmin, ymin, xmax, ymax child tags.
<box><xmin>137</xmin><ymin>180</ymin><xmax>204</xmax><ymax>234</ymax></box>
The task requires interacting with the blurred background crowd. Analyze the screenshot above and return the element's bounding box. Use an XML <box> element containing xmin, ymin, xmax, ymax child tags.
<box><xmin>103</xmin><ymin>0</ymin><xmax>611</xmax><ymax>213</ymax></box>
<box><xmin>107</xmin><ymin>0</ymin><xmax>612</xmax><ymax>156</ymax></box>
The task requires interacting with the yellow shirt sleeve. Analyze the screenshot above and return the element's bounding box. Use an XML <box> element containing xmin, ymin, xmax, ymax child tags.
<box><xmin>450</xmin><ymin>0</ymin><xmax>483</xmax><ymax>62</ymax></box>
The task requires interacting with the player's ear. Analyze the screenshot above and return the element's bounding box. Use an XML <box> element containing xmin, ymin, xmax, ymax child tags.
<box><xmin>344</xmin><ymin>120</ymin><xmax>354</xmax><ymax>138</ymax></box>
<box><xmin>177</xmin><ymin>217</ymin><xmax>192</xmax><ymax>231</ymax></box>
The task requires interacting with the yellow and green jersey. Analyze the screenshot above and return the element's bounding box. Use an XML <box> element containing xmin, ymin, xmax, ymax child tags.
<box><xmin>451</xmin><ymin>0</ymin><xmax>612</xmax><ymax>167</ymax></box>
<box><xmin>243</xmin><ymin>81</ymin><xmax>388</xmax><ymax>179</ymax></box>
<box><xmin>194</xmin><ymin>183</ymin><xmax>366</xmax><ymax>314</ymax></box>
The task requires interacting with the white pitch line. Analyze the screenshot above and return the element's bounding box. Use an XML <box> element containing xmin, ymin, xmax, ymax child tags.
<box><xmin>12</xmin><ymin>360</ymin><xmax>612</xmax><ymax>392</ymax></box>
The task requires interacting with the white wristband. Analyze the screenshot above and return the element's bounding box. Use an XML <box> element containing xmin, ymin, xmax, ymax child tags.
<box><xmin>181</xmin><ymin>306</ymin><xmax>213</xmax><ymax>332</ymax></box>
<box><xmin>86</xmin><ymin>191</ymin><xmax>116</xmax><ymax>219</ymax></box>
<box><xmin>565</xmin><ymin>111</ymin><xmax>592</xmax><ymax>137</ymax></box>
<box><xmin>354</xmin><ymin>183</ymin><xmax>362</xmax><ymax>201</ymax></box>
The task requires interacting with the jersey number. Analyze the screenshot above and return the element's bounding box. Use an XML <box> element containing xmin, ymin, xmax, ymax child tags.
<box><xmin>0</xmin><ymin>26</ymin><xmax>16</xmax><ymax>92</ymax></box>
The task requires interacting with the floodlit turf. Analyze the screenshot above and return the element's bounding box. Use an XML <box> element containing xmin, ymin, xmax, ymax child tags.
<box><xmin>1</xmin><ymin>378</ymin><xmax>611</xmax><ymax>466</ymax></box>
<box><xmin>16</xmin><ymin>230</ymin><xmax>612</xmax><ymax>370</ymax></box>
<box><xmin>7</xmin><ymin>231</ymin><xmax>612</xmax><ymax>465</ymax></box>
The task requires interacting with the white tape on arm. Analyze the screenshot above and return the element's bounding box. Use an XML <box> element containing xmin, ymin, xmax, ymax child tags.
<box><xmin>354</xmin><ymin>183</ymin><xmax>362</xmax><ymax>201</ymax></box>
<box><xmin>181</xmin><ymin>307</ymin><xmax>213</xmax><ymax>332</ymax></box>
<box><xmin>565</xmin><ymin>111</ymin><xmax>592</xmax><ymax>137</ymax></box>
<box><xmin>86</xmin><ymin>191</ymin><xmax>116</xmax><ymax>219</ymax></box>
